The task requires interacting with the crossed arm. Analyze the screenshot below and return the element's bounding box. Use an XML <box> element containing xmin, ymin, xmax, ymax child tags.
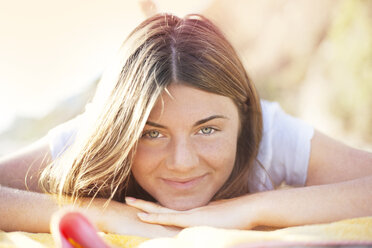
<box><xmin>0</xmin><ymin>137</ymin><xmax>179</xmax><ymax>237</ymax></box>
<box><xmin>0</xmin><ymin>130</ymin><xmax>371</xmax><ymax>236</ymax></box>
<box><xmin>126</xmin><ymin>175</ymin><xmax>372</xmax><ymax>229</ymax></box>
<box><xmin>126</xmin><ymin>130</ymin><xmax>372</xmax><ymax>229</ymax></box>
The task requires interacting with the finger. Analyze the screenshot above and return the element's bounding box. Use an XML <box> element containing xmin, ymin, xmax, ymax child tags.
<box><xmin>125</xmin><ymin>197</ymin><xmax>178</xmax><ymax>214</ymax></box>
<box><xmin>137</xmin><ymin>212</ymin><xmax>194</xmax><ymax>228</ymax></box>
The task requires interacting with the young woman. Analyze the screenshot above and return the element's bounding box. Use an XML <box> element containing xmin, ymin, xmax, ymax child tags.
<box><xmin>0</xmin><ymin>13</ymin><xmax>371</xmax><ymax>238</ymax></box>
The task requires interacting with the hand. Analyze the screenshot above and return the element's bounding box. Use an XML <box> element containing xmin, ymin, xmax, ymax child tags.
<box><xmin>125</xmin><ymin>196</ymin><xmax>257</xmax><ymax>230</ymax></box>
<box><xmin>80</xmin><ymin>198</ymin><xmax>181</xmax><ymax>238</ymax></box>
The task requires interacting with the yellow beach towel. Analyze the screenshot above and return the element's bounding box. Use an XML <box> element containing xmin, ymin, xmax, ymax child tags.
<box><xmin>1</xmin><ymin>217</ymin><xmax>372</xmax><ymax>248</ymax></box>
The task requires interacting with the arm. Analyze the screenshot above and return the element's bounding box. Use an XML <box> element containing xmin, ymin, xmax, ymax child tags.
<box><xmin>126</xmin><ymin>174</ymin><xmax>372</xmax><ymax>229</ymax></box>
<box><xmin>306</xmin><ymin>130</ymin><xmax>372</xmax><ymax>185</ymax></box>
<box><xmin>256</xmin><ymin>130</ymin><xmax>372</xmax><ymax>227</ymax></box>
<box><xmin>0</xmin><ymin>185</ymin><xmax>178</xmax><ymax>237</ymax></box>
<box><xmin>0</xmin><ymin>137</ymin><xmax>179</xmax><ymax>237</ymax></box>
<box><xmin>0</xmin><ymin>136</ymin><xmax>52</xmax><ymax>192</ymax></box>
<box><xmin>250</xmin><ymin>175</ymin><xmax>372</xmax><ymax>228</ymax></box>
<box><xmin>252</xmin><ymin>130</ymin><xmax>371</xmax><ymax>227</ymax></box>
<box><xmin>126</xmin><ymin>130</ymin><xmax>372</xmax><ymax>229</ymax></box>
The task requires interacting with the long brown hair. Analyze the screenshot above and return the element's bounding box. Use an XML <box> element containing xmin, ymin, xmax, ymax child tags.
<box><xmin>40</xmin><ymin>13</ymin><xmax>262</xmax><ymax>204</ymax></box>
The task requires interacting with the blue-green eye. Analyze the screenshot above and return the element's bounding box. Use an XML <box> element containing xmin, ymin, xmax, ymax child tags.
<box><xmin>199</xmin><ymin>127</ymin><xmax>214</xmax><ymax>135</ymax></box>
<box><xmin>143</xmin><ymin>130</ymin><xmax>161</xmax><ymax>139</ymax></box>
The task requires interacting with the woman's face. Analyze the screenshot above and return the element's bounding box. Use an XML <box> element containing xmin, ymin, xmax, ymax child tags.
<box><xmin>132</xmin><ymin>83</ymin><xmax>240</xmax><ymax>210</ymax></box>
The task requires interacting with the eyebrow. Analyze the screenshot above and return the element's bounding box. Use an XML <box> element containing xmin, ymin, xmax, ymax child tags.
<box><xmin>146</xmin><ymin>115</ymin><xmax>229</xmax><ymax>129</ymax></box>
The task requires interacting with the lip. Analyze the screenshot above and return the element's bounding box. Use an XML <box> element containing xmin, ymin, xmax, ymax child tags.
<box><xmin>162</xmin><ymin>174</ymin><xmax>207</xmax><ymax>190</ymax></box>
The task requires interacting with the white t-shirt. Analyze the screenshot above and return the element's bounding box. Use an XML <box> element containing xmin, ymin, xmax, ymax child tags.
<box><xmin>47</xmin><ymin>100</ymin><xmax>314</xmax><ymax>193</ymax></box>
<box><xmin>248</xmin><ymin>100</ymin><xmax>314</xmax><ymax>192</ymax></box>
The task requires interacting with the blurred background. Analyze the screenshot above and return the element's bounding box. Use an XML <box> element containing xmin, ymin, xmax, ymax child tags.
<box><xmin>0</xmin><ymin>0</ymin><xmax>371</xmax><ymax>156</ymax></box>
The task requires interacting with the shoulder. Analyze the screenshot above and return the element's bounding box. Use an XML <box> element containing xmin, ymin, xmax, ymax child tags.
<box><xmin>248</xmin><ymin>100</ymin><xmax>314</xmax><ymax>192</ymax></box>
<box><xmin>48</xmin><ymin>117</ymin><xmax>79</xmax><ymax>159</ymax></box>
<box><xmin>47</xmin><ymin>103</ymin><xmax>97</xmax><ymax>159</ymax></box>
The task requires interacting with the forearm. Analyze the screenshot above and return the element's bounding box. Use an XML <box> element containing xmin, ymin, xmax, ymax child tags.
<box><xmin>0</xmin><ymin>185</ymin><xmax>179</xmax><ymax>237</ymax></box>
<box><xmin>0</xmin><ymin>185</ymin><xmax>59</xmax><ymax>232</ymax></box>
<box><xmin>250</xmin><ymin>176</ymin><xmax>372</xmax><ymax>228</ymax></box>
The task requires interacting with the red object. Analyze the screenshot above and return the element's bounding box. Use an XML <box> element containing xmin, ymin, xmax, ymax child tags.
<box><xmin>58</xmin><ymin>212</ymin><xmax>109</xmax><ymax>248</ymax></box>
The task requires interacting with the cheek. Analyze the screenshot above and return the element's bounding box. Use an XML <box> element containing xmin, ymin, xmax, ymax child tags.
<box><xmin>131</xmin><ymin>142</ymin><xmax>164</xmax><ymax>178</ymax></box>
<box><xmin>195</xmin><ymin>134</ymin><xmax>238</xmax><ymax>173</ymax></box>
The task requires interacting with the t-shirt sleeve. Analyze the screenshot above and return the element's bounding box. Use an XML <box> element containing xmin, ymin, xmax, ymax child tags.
<box><xmin>249</xmin><ymin>100</ymin><xmax>314</xmax><ymax>192</ymax></box>
<box><xmin>47</xmin><ymin>116</ymin><xmax>80</xmax><ymax>160</ymax></box>
<box><xmin>47</xmin><ymin>103</ymin><xmax>96</xmax><ymax>159</ymax></box>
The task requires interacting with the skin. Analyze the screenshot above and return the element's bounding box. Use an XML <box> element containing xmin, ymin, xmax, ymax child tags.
<box><xmin>126</xmin><ymin>83</ymin><xmax>372</xmax><ymax>229</ymax></box>
<box><xmin>127</xmin><ymin>131</ymin><xmax>372</xmax><ymax>229</ymax></box>
<box><xmin>132</xmin><ymin>83</ymin><xmax>240</xmax><ymax>211</ymax></box>
<box><xmin>1</xmin><ymin>83</ymin><xmax>372</xmax><ymax>238</ymax></box>
<box><xmin>0</xmin><ymin>138</ymin><xmax>179</xmax><ymax>237</ymax></box>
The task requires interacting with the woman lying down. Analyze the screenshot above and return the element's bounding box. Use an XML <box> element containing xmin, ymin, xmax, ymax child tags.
<box><xmin>0</xmin><ymin>13</ymin><xmax>372</xmax><ymax>240</ymax></box>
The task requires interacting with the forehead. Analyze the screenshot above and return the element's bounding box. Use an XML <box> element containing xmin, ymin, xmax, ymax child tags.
<box><xmin>148</xmin><ymin>83</ymin><xmax>239</xmax><ymax>123</ymax></box>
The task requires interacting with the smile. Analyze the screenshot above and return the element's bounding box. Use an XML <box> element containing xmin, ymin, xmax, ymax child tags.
<box><xmin>162</xmin><ymin>174</ymin><xmax>207</xmax><ymax>190</ymax></box>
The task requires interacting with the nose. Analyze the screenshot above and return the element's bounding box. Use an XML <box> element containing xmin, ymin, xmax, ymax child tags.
<box><xmin>166</xmin><ymin>136</ymin><xmax>199</xmax><ymax>172</ymax></box>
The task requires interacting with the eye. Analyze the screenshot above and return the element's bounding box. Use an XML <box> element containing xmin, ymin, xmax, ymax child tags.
<box><xmin>198</xmin><ymin>127</ymin><xmax>215</xmax><ymax>135</ymax></box>
<box><xmin>142</xmin><ymin>130</ymin><xmax>163</xmax><ymax>139</ymax></box>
